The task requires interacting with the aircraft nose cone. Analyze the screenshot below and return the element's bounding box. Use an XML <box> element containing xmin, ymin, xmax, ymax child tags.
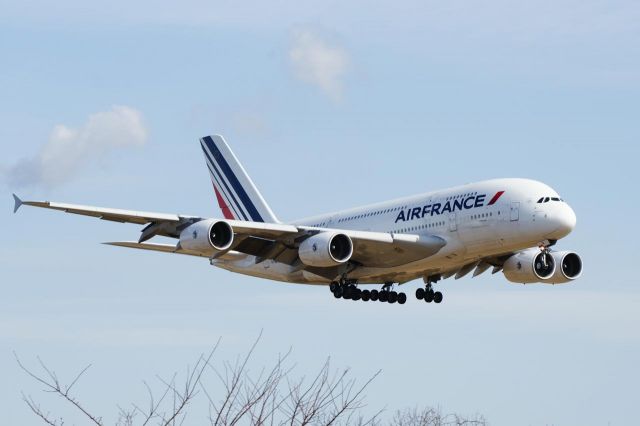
<box><xmin>553</xmin><ymin>204</ymin><xmax>577</xmax><ymax>237</ymax></box>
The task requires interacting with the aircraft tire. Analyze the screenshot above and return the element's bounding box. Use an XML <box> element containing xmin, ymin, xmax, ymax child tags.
<box><xmin>330</xmin><ymin>282</ymin><xmax>339</xmax><ymax>293</ymax></box>
<box><xmin>388</xmin><ymin>291</ymin><xmax>398</xmax><ymax>304</ymax></box>
<box><xmin>334</xmin><ymin>288</ymin><xmax>343</xmax><ymax>298</ymax></box>
<box><xmin>433</xmin><ymin>291</ymin><xmax>443</xmax><ymax>304</ymax></box>
<box><xmin>343</xmin><ymin>287</ymin><xmax>352</xmax><ymax>299</ymax></box>
<box><xmin>352</xmin><ymin>289</ymin><xmax>361</xmax><ymax>301</ymax></box>
<box><xmin>361</xmin><ymin>290</ymin><xmax>370</xmax><ymax>301</ymax></box>
<box><xmin>424</xmin><ymin>291</ymin><xmax>434</xmax><ymax>303</ymax></box>
<box><xmin>398</xmin><ymin>292</ymin><xmax>407</xmax><ymax>304</ymax></box>
<box><xmin>416</xmin><ymin>288</ymin><xmax>425</xmax><ymax>300</ymax></box>
<box><xmin>370</xmin><ymin>290</ymin><xmax>379</xmax><ymax>301</ymax></box>
<box><xmin>379</xmin><ymin>291</ymin><xmax>388</xmax><ymax>302</ymax></box>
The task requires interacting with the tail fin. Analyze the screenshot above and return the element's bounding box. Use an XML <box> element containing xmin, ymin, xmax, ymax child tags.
<box><xmin>200</xmin><ymin>135</ymin><xmax>279</xmax><ymax>223</ymax></box>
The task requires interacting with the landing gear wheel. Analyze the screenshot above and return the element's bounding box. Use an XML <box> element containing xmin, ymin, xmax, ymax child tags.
<box><xmin>379</xmin><ymin>291</ymin><xmax>389</xmax><ymax>302</ymax></box>
<box><xmin>352</xmin><ymin>289</ymin><xmax>361</xmax><ymax>301</ymax></box>
<box><xmin>330</xmin><ymin>282</ymin><xmax>339</xmax><ymax>293</ymax></box>
<box><xmin>370</xmin><ymin>290</ymin><xmax>379</xmax><ymax>301</ymax></box>
<box><xmin>416</xmin><ymin>288</ymin><xmax>425</xmax><ymax>300</ymax></box>
<box><xmin>397</xmin><ymin>292</ymin><xmax>407</xmax><ymax>304</ymax></box>
<box><xmin>333</xmin><ymin>288</ymin><xmax>343</xmax><ymax>298</ymax></box>
<box><xmin>343</xmin><ymin>286</ymin><xmax>352</xmax><ymax>299</ymax></box>
<box><xmin>424</xmin><ymin>291</ymin><xmax>434</xmax><ymax>303</ymax></box>
<box><xmin>388</xmin><ymin>291</ymin><xmax>398</xmax><ymax>304</ymax></box>
<box><xmin>433</xmin><ymin>291</ymin><xmax>443</xmax><ymax>304</ymax></box>
<box><xmin>361</xmin><ymin>290</ymin><xmax>370</xmax><ymax>301</ymax></box>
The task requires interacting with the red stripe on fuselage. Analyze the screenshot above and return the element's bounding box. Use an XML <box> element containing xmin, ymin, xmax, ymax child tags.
<box><xmin>487</xmin><ymin>190</ymin><xmax>505</xmax><ymax>205</ymax></box>
<box><xmin>214</xmin><ymin>186</ymin><xmax>235</xmax><ymax>219</ymax></box>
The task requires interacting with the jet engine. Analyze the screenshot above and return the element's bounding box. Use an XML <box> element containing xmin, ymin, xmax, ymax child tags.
<box><xmin>299</xmin><ymin>232</ymin><xmax>353</xmax><ymax>267</ymax></box>
<box><xmin>179</xmin><ymin>219</ymin><xmax>234</xmax><ymax>253</ymax></box>
<box><xmin>503</xmin><ymin>248</ymin><xmax>556</xmax><ymax>284</ymax></box>
<box><xmin>547</xmin><ymin>251</ymin><xmax>583</xmax><ymax>284</ymax></box>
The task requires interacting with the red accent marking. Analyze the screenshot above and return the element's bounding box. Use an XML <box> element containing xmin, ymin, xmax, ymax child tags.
<box><xmin>214</xmin><ymin>186</ymin><xmax>235</xmax><ymax>219</ymax></box>
<box><xmin>487</xmin><ymin>190</ymin><xmax>505</xmax><ymax>205</ymax></box>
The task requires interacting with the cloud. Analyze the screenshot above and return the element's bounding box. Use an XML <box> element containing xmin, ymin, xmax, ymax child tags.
<box><xmin>3</xmin><ymin>106</ymin><xmax>148</xmax><ymax>189</ymax></box>
<box><xmin>289</xmin><ymin>30</ymin><xmax>351</xmax><ymax>102</ymax></box>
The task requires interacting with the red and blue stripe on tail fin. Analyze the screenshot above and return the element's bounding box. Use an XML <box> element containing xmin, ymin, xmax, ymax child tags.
<box><xmin>200</xmin><ymin>135</ymin><xmax>279</xmax><ymax>223</ymax></box>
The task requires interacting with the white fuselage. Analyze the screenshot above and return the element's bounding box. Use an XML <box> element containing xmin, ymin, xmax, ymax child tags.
<box><xmin>213</xmin><ymin>178</ymin><xmax>576</xmax><ymax>286</ymax></box>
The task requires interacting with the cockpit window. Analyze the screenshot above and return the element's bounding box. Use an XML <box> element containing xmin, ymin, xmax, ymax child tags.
<box><xmin>537</xmin><ymin>196</ymin><xmax>564</xmax><ymax>203</ymax></box>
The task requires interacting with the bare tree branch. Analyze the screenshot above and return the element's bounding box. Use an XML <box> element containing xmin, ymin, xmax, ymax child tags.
<box><xmin>22</xmin><ymin>393</ymin><xmax>62</xmax><ymax>426</ymax></box>
<box><xmin>15</xmin><ymin>352</ymin><xmax>103</xmax><ymax>426</ymax></box>
<box><xmin>16</xmin><ymin>338</ymin><xmax>486</xmax><ymax>426</ymax></box>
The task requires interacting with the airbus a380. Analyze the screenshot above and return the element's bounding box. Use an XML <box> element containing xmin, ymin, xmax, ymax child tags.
<box><xmin>13</xmin><ymin>135</ymin><xmax>582</xmax><ymax>305</ymax></box>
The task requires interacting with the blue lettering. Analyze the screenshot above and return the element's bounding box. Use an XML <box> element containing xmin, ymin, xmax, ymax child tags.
<box><xmin>422</xmin><ymin>204</ymin><xmax>431</xmax><ymax>217</ymax></box>
<box><xmin>431</xmin><ymin>203</ymin><xmax>441</xmax><ymax>215</ymax></box>
<box><xmin>453</xmin><ymin>199</ymin><xmax>463</xmax><ymax>212</ymax></box>
<box><xmin>475</xmin><ymin>194</ymin><xmax>486</xmax><ymax>208</ymax></box>
<box><xmin>395</xmin><ymin>210</ymin><xmax>406</xmax><ymax>223</ymax></box>
<box><xmin>411</xmin><ymin>207</ymin><xmax>421</xmax><ymax>220</ymax></box>
<box><xmin>463</xmin><ymin>197</ymin><xmax>475</xmax><ymax>209</ymax></box>
<box><xmin>442</xmin><ymin>201</ymin><xmax>452</xmax><ymax>213</ymax></box>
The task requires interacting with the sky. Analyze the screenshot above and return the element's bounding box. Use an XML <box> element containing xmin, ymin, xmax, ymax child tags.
<box><xmin>1</xmin><ymin>0</ymin><xmax>639</xmax><ymax>424</ymax></box>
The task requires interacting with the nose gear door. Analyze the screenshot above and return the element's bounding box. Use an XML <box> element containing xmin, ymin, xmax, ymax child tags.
<box><xmin>510</xmin><ymin>202</ymin><xmax>520</xmax><ymax>221</ymax></box>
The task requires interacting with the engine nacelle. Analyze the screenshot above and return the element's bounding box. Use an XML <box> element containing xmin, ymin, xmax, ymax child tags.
<box><xmin>503</xmin><ymin>248</ymin><xmax>556</xmax><ymax>284</ymax></box>
<box><xmin>299</xmin><ymin>232</ymin><xmax>353</xmax><ymax>267</ymax></box>
<box><xmin>179</xmin><ymin>219</ymin><xmax>234</xmax><ymax>253</ymax></box>
<box><xmin>547</xmin><ymin>251</ymin><xmax>583</xmax><ymax>284</ymax></box>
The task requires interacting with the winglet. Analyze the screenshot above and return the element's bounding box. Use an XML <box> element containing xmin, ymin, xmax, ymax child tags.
<box><xmin>12</xmin><ymin>193</ymin><xmax>23</xmax><ymax>213</ymax></box>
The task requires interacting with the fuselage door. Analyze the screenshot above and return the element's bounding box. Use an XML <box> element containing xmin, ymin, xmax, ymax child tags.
<box><xmin>510</xmin><ymin>202</ymin><xmax>520</xmax><ymax>221</ymax></box>
<box><xmin>449</xmin><ymin>213</ymin><xmax>457</xmax><ymax>231</ymax></box>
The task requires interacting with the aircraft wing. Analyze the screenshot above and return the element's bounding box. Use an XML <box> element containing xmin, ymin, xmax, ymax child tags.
<box><xmin>14</xmin><ymin>194</ymin><xmax>187</xmax><ymax>224</ymax></box>
<box><xmin>14</xmin><ymin>194</ymin><xmax>446</xmax><ymax>269</ymax></box>
<box><xmin>225</xmin><ymin>225</ymin><xmax>446</xmax><ymax>269</ymax></box>
<box><xmin>13</xmin><ymin>194</ymin><xmax>203</xmax><ymax>242</ymax></box>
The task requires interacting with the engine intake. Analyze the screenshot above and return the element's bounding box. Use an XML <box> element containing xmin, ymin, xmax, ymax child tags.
<box><xmin>548</xmin><ymin>251</ymin><xmax>583</xmax><ymax>284</ymax></box>
<box><xmin>299</xmin><ymin>232</ymin><xmax>353</xmax><ymax>267</ymax></box>
<box><xmin>179</xmin><ymin>219</ymin><xmax>234</xmax><ymax>253</ymax></box>
<box><xmin>503</xmin><ymin>248</ymin><xmax>556</xmax><ymax>284</ymax></box>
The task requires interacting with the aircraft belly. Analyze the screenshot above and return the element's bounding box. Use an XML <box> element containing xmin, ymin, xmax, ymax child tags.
<box><xmin>213</xmin><ymin>256</ymin><xmax>327</xmax><ymax>285</ymax></box>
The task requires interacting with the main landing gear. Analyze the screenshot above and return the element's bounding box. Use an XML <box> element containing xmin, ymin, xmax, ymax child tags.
<box><xmin>416</xmin><ymin>277</ymin><xmax>442</xmax><ymax>303</ymax></box>
<box><xmin>329</xmin><ymin>280</ymin><xmax>407</xmax><ymax>305</ymax></box>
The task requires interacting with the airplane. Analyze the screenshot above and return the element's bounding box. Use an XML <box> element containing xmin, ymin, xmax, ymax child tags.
<box><xmin>12</xmin><ymin>135</ymin><xmax>581</xmax><ymax>305</ymax></box>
